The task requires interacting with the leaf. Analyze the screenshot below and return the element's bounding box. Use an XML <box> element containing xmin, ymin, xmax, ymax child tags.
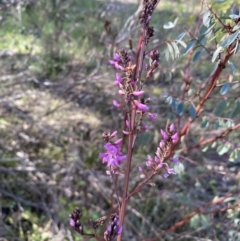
<box><xmin>229</xmin><ymin>100</ymin><xmax>240</xmax><ymax>118</ymax></box>
<box><xmin>177</xmin><ymin>102</ymin><xmax>184</xmax><ymax>116</ymax></box>
<box><xmin>167</xmin><ymin>43</ymin><xmax>174</xmax><ymax>60</ymax></box>
<box><xmin>221</xmin><ymin>30</ymin><xmax>239</xmax><ymax>48</ymax></box>
<box><xmin>212</xmin><ymin>46</ymin><xmax>223</xmax><ymax>62</ymax></box>
<box><xmin>172</xmin><ymin>42</ymin><xmax>180</xmax><ymax>58</ymax></box>
<box><xmin>202</xmin><ymin>146</ymin><xmax>209</xmax><ymax>152</ymax></box>
<box><xmin>229</xmin><ymin>149</ymin><xmax>239</xmax><ymax>162</ymax></box>
<box><xmin>177</xmin><ymin>40</ymin><xmax>187</xmax><ymax>48</ymax></box>
<box><xmin>234</xmin><ymin>39</ymin><xmax>239</xmax><ymax>54</ymax></box>
<box><xmin>230</xmin><ymin>14</ymin><xmax>240</xmax><ymax>20</ymax></box>
<box><xmin>214</xmin><ymin>100</ymin><xmax>227</xmax><ymax>116</ymax></box>
<box><xmin>226</xmin><ymin>120</ymin><xmax>233</xmax><ymax>128</ymax></box>
<box><xmin>164</xmin><ymin>49</ymin><xmax>170</xmax><ymax>61</ymax></box>
<box><xmin>163</xmin><ymin>17</ymin><xmax>179</xmax><ymax>29</ymax></box>
<box><xmin>189</xmin><ymin>103</ymin><xmax>196</xmax><ymax>118</ymax></box>
<box><xmin>171</xmin><ymin>99</ymin><xmax>177</xmax><ymax>112</ymax></box>
<box><xmin>232</xmin><ymin>23</ymin><xmax>240</xmax><ymax>32</ymax></box>
<box><xmin>193</xmin><ymin>48</ymin><xmax>204</xmax><ymax>62</ymax></box>
<box><xmin>203</xmin><ymin>10</ymin><xmax>211</xmax><ymax>27</ymax></box>
<box><xmin>190</xmin><ymin>214</ymin><xmax>209</xmax><ymax>229</ymax></box>
<box><xmin>211</xmin><ymin>141</ymin><xmax>217</xmax><ymax>148</ymax></box>
<box><xmin>214</xmin><ymin>120</ymin><xmax>220</xmax><ymax>130</ymax></box>
<box><xmin>166</xmin><ymin>96</ymin><xmax>173</xmax><ymax>105</ymax></box>
<box><xmin>220</xmin><ymin>83</ymin><xmax>230</xmax><ymax>95</ymax></box>
<box><xmin>212</xmin><ymin>60</ymin><xmax>220</xmax><ymax>73</ymax></box>
<box><xmin>217</xmin><ymin>144</ymin><xmax>231</xmax><ymax>155</ymax></box>
<box><xmin>228</xmin><ymin>61</ymin><xmax>237</xmax><ymax>75</ymax></box>
<box><xmin>176</xmin><ymin>32</ymin><xmax>186</xmax><ymax>41</ymax></box>
<box><xmin>201</xmin><ymin>117</ymin><xmax>209</xmax><ymax>129</ymax></box>
<box><xmin>182</xmin><ymin>40</ymin><xmax>196</xmax><ymax>55</ymax></box>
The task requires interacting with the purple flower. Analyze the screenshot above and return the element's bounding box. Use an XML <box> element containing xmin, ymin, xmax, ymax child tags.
<box><xmin>126</xmin><ymin>120</ymin><xmax>130</xmax><ymax>128</ymax></box>
<box><xmin>113</xmin><ymin>100</ymin><xmax>120</xmax><ymax>108</ymax></box>
<box><xmin>114</xmin><ymin>53</ymin><xmax>121</xmax><ymax>62</ymax></box>
<box><xmin>154</xmin><ymin>156</ymin><xmax>160</xmax><ymax>163</ymax></box>
<box><xmin>104</xmin><ymin>214</ymin><xmax>122</xmax><ymax>241</ymax></box>
<box><xmin>118</xmin><ymin>90</ymin><xmax>124</xmax><ymax>95</ymax></box>
<box><xmin>169</xmin><ymin>123</ymin><xmax>175</xmax><ymax>132</ymax></box>
<box><xmin>139</xmin><ymin>167</ymin><xmax>143</xmax><ymax>172</ymax></box>
<box><xmin>114</xmin><ymin>138</ymin><xmax>122</xmax><ymax>145</ymax></box>
<box><xmin>171</xmin><ymin>133</ymin><xmax>178</xmax><ymax>143</ymax></box>
<box><xmin>143</xmin><ymin>125</ymin><xmax>149</xmax><ymax>131</ymax></box>
<box><xmin>156</xmin><ymin>162</ymin><xmax>163</xmax><ymax>170</ymax></box>
<box><xmin>114</xmin><ymin>73</ymin><xmax>123</xmax><ymax>85</ymax></box>
<box><xmin>148</xmin><ymin>113</ymin><xmax>157</xmax><ymax>120</ymax></box>
<box><xmin>70</xmin><ymin>218</ymin><xmax>75</xmax><ymax>227</ymax></box>
<box><xmin>166</xmin><ymin>167</ymin><xmax>175</xmax><ymax>174</ymax></box>
<box><xmin>146</xmin><ymin>155</ymin><xmax>153</xmax><ymax>167</ymax></box>
<box><xmin>109</xmin><ymin>53</ymin><xmax>125</xmax><ymax>71</ymax></box>
<box><xmin>159</xmin><ymin>140</ymin><xmax>165</xmax><ymax>149</ymax></box>
<box><xmin>117</xmin><ymin>226</ymin><xmax>123</xmax><ymax>234</ymax></box>
<box><xmin>172</xmin><ymin>157</ymin><xmax>179</xmax><ymax>163</ymax></box>
<box><xmin>132</xmin><ymin>90</ymin><xmax>145</xmax><ymax>96</ymax></box>
<box><xmin>160</xmin><ymin>129</ymin><xmax>168</xmax><ymax>140</ymax></box>
<box><xmin>115</xmin><ymin>63</ymin><xmax>125</xmax><ymax>71</ymax></box>
<box><xmin>99</xmin><ymin>142</ymin><xmax>126</xmax><ymax>168</ymax></box>
<box><xmin>134</xmin><ymin>100</ymin><xmax>149</xmax><ymax>112</ymax></box>
<box><xmin>110</xmin><ymin>131</ymin><xmax>117</xmax><ymax>138</ymax></box>
<box><xmin>163</xmin><ymin>173</ymin><xmax>169</xmax><ymax>178</ymax></box>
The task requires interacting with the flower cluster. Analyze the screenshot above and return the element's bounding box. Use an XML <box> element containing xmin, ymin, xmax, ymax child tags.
<box><xmin>110</xmin><ymin>50</ymin><xmax>158</xmax><ymax>134</ymax></box>
<box><xmin>146</xmin><ymin>49</ymin><xmax>160</xmax><ymax>77</ymax></box>
<box><xmin>69</xmin><ymin>208</ymin><xmax>84</xmax><ymax>235</ymax></box>
<box><xmin>139</xmin><ymin>0</ymin><xmax>158</xmax><ymax>27</ymax></box>
<box><xmin>139</xmin><ymin>0</ymin><xmax>158</xmax><ymax>43</ymax></box>
<box><xmin>99</xmin><ymin>131</ymin><xmax>126</xmax><ymax>174</ymax></box>
<box><xmin>109</xmin><ymin>50</ymin><xmax>131</xmax><ymax>71</ymax></box>
<box><xmin>140</xmin><ymin>124</ymin><xmax>179</xmax><ymax>178</ymax></box>
<box><xmin>104</xmin><ymin>214</ymin><xmax>122</xmax><ymax>241</ymax></box>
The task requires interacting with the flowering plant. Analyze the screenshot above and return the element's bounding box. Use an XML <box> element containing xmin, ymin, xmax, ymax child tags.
<box><xmin>69</xmin><ymin>1</ymin><xmax>240</xmax><ymax>240</ymax></box>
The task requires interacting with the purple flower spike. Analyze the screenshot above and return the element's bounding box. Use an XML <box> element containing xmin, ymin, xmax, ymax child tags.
<box><xmin>113</xmin><ymin>100</ymin><xmax>120</xmax><ymax>108</ymax></box>
<box><xmin>148</xmin><ymin>113</ymin><xmax>157</xmax><ymax>120</ymax></box>
<box><xmin>132</xmin><ymin>90</ymin><xmax>145</xmax><ymax>96</ymax></box>
<box><xmin>160</xmin><ymin>129</ymin><xmax>168</xmax><ymax>140</ymax></box>
<box><xmin>139</xmin><ymin>166</ymin><xmax>143</xmax><ymax>172</ymax></box>
<box><xmin>171</xmin><ymin>133</ymin><xmax>178</xmax><ymax>143</ymax></box>
<box><xmin>134</xmin><ymin>100</ymin><xmax>149</xmax><ymax>112</ymax></box>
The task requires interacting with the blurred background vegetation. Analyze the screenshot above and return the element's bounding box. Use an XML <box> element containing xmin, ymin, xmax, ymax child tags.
<box><xmin>0</xmin><ymin>0</ymin><xmax>240</xmax><ymax>240</ymax></box>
